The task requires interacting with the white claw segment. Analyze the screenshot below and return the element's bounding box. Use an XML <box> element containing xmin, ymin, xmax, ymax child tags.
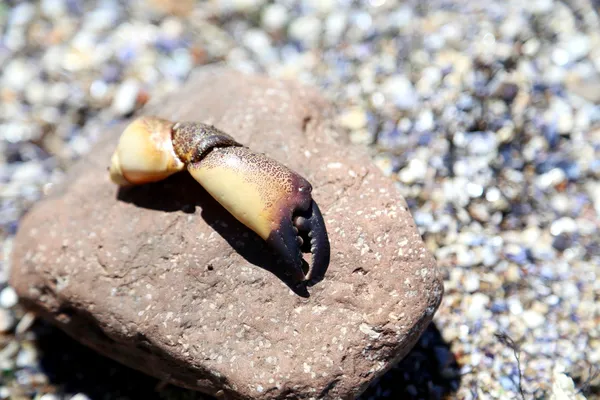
<box><xmin>109</xmin><ymin>116</ymin><xmax>185</xmax><ymax>186</ymax></box>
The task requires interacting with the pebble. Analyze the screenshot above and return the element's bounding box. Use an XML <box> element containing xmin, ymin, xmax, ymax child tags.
<box><xmin>550</xmin><ymin>217</ymin><xmax>578</xmax><ymax>236</ymax></box>
<box><xmin>466</xmin><ymin>293</ymin><xmax>490</xmax><ymax>320</ymax></box>
<box><xmin>0</xmin><ymin>309</ymin><xmax>16</xmax><ymax>333</ymax></box>
<box><xmin>15</xmin><ymin>345</ymin><xmax>38</xmax><ymax>368</ymax></box>
<box><xmin>522</xmin><ymin>309</ymin><xmax>546</xmax><ymax>329</ymax></box>
<box><xmin>111</xmin><ymin>79</ymin><xmax>141</xmax><ymax>115</ymax></box>
<box><xmin>0</xmin><ymin>286</ymin><xmax>18</xmax><ymax>309</ymax></box>
<box><xmin>338</xmin><ymin>107</ymin><xmax>368</xmax><ymax>130</ymax></box>
<box><xmin>415</xmin><ymin>109</ymin><xmax>434</xmax><ymax>132</ymax></box>
<box><xmin>41</xmin><ymin>0</ymin><xmax>68</xmax><ymax>19</ymax></box>
<box><xmin>40</xmin><ymin>394</ymin><xmax>60</xmax><ymax>400</ymax></box>
<box><xmin>324</xmin><ymin>12</ymin><xmax>347</xmax><ymax>45</ymax></box>
<box><xmin>549</xmin><ymin>365</ymin><xmax>586</xmax><ymax>400</ymax></box>
<box><xmin>381</xmin><ymin>75</ymin><xmax>417</xmax><ymax>110</ymax></box>
<box><xmin>15</xmin><ymin>312</ymin><xmax>35</xmax><ymax>335</ymax></box>
<box><xmin>288</xmin><ymin>16</ymin><xmax>322</xmax><ymax>48</ymax></box>
<box><xmin>9</xmin><ymin>3</ymin><xmax>36</xmax><ymax>27</ymax></box>
<box><xmin>243</xmin><ymin>29</ymin><xmax>276</xmax><ymax>64</ymax></box>
<box><xmin>69</xmin><ymin>394</ymin><xmax>92</xmax><ymax>400</ymax></box>
<box><xmin>261</xmin><ymin>4</ymin><xmax>288</xmax><ymax>32</ymax></box>
<box><xmin>398</xmin><ymin>159</ymin><xmax>427</xmax><ymax>184</ymax></box>
<box><xmin>463</xmin><ymin>274</ymin><xmax>480</xmax><ymax>293</ymax></box>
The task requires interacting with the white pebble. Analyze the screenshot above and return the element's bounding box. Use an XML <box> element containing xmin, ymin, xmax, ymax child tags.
<box><xmin>463</xmin><ymin>274</ymin><xmax>480</xmax><ymax>293</ymax></box>
<box><xmin>70</xmin><ymin>394</ymin><xmax>92</xmax><ymax>400</ymax></box>
<box><xmin>415</xmin><ymin>109</ymin><xmax>434</xmax><ymax>132</ymax></box>
<box><xmin>381</xmin><ymin>75</ymin><xmax>417</xmax><ymax>110</ymax></box>
<box><xmin>338</xmin><ymin>107</ymin><xmax>367</xmax><ymax>130</ymax></box>
<box><xmin>325</xmin><ymin>13</ymin><xmax>347</xmax><ymax>46</ymax></box>
<box><xmin>84</xmin><ymin>7</ymin><xmax>118</xmax><ymax>32</ymax></box>
<box><xmin>2</xmin><ymin>59</ymin><xmax>36</xmax><ymax>91</ymax></box>
<box><xmin>289</xmin><ymin>16</ymin><xmax>322</xmax><ymax>48</ymax></box>
<box><xmin>566</xmin><ymin>33</ymin><xmax>590</xmax><ymax>61</ymax></box>
<box><xmin>16</xmin><ymin>346</ymin><xmax>38</xmax><ymax>367</ymax></box>
<box><xmin>47</xmin><ymin>82</ymin><xmax>70</xmax><ymax>106</ymax></box>
<box><xmin>466</xmin><ymin>293</ymin><xmax>490</xmax><ymax>320</ymax></box>
<box><xmin>112</xmin><ymin>79</ymin><xmax>140</xmax><ymax>116</ymax></box>
<box><xmin>25</xmin><ymin>80</ymin><xmax>46</xmax><ymax>104</ymax></box>
<box><xmin>229</xmin><ymin>0</ymin><xmax>265</xmax><ymax>12</ymax></box>
<box><xmin>587</xmin><ymin>182</ymin><xmax>600</xmax><ymax>216</ymax></box>
<box><xmin>15</xmin><ymin>312</ymin><xmax>36</xmax><ymax>335</ymax></box>
<box><xmin>303</xmin><ymin>0</ymin><xmax>335</xmax><ymax>14</ymax></box>
<box><xmin>41</xmin><ymin>0</ymin><xmax>67</xmax><ymax>19</ymax></box>
<box><xmin>9</xmin><ymin>3</ymin><xmax>36</xmax><ymax>26</ymax></box>
<box><xmin>40</xmin><ymin>394</ymin><xmax>60</xmax><ymax>400</ymax></box>
<box><xmin>13</xmin><ymin>162</ymin><xmax>46</xmax><ymax>184</ymax></box>
<box><xmin>550</xmin><ymin>217</ymin><xmax>577</xmax><ymax>236</ymax></box>
<box><xmin>522</xmin><ymin>38</ymin><xmax>540</xmax><ymax>56</ymax></box>
<box><xmin>89</xmin><ymin>80</ymin><xmax>109</xmax><ymax>101</ymax></box>
<box><xmin>526</xmin><ymin>0</ymin><xmax>554</xmax><ymax>14</ymax></box>
<box><xmin>522</xmin><ymin>309</ymin><xmax>545</xmax><ymax>329</ymax></box>
<box><xmin>398</xmin><ymin>159</ymin><xmax>427</xmax><ymax>184</ymax></box>
<box><xmin>537</xmin><ymin>168</ymin><xmax>566</xmax><ymax>189</ymax></box>
<box><xmin>0</xmin><ymin>309</ymin><xmax>15</xmax><ymax>333</ymax></box>
<box><xmin>243</xmin><ymin>29</ymin><xmax>276</xmax><ymax>63</ymax></box>
<box><xmin>550</xmin><ymin>365</ymin><xmax>585</xmax><ymax>400</ymax></box>
<box><xmin>0</xmin><ymin>287</ymin><xmax>18</xmax><ymax>309</ymax></box>
<box><xmin>262</xmin><ymin>4</ymin><xmax>288</xmax><ymax>31</ymax></box>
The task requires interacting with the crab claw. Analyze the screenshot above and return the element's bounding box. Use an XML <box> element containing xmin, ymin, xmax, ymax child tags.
<box><xmin>185</xmin><ymin>145</ymin><xmax>330</xmax><ymax>285</ymax></box>
<box><xmin>109</xmin><ymin>117</ymin><xmax>331</xmax><ymax>285</ymax></box>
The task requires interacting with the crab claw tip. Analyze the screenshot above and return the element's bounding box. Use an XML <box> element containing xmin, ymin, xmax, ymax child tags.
<box><xmin>268</xmin><ymin>199</ymin><xmax>330</xmax><ymax>286</ymax></box>
<box><xmin>302</xmin><ymin>200</ymin><xmax>330</xmax><ymax>286</ymax></box>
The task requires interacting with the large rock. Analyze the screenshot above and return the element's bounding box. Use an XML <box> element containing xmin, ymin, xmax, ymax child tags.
<box><xmin>10</xmin><ymin>68</ymin><xmax>443</xmax><ymax>399</ymax></box>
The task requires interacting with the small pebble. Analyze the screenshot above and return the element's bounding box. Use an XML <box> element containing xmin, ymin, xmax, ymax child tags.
<box><xmin>41</xmin><ymin>0</ymin><xmax>67</xmax><ymax>19</ymax></box>
<box><xmin>338</xmin><ymin>107</ymin><xmax>368</xmax><ymax>130</ymax></box>
<box><xmin>466</xmin><ymin>293</ymin><xmax>490</xmax><ymax>320</ymax></box>
<box><xmin>261</xmin><ymin>4</ymin><xmax>288</xmax><ymax>31</ymax></box>
<box><xmin>288</xmin><ymin>16</ymin><xmax>322</xmax><ymax>48</ymax></box>
<box><xmin>70</xmin><ymin>394</ymin><xmax>92</xmax><ymax>400</ymax></box>
<box><xmin>40</xmin><ymin>393</ymin><xmax>60</xmax><ymax>400</ymax></box>
<box><xmin>0</xmin><ymin>286</ymin><xmax>18</xmax><ymax>308</ymax></box>
<box><xmin>15</xmin><ymin>312</ymin><xmax>35</xmax><ymax>335</ymax></box>
<box><xmin>381</xmin><ymin>75</ymin><xmax>417</xmax><ymax>110</ymax></box>
<box><xmin>0</xmin><ymin>309</ymin><xmax>15</xmax><ymax>333</ymax></box>
<box><xmin>111</xmin><ymin>79</ymin><xmax>141</xmax><ymax>116</ymax></box>
<box><xmin>15</xmin><ymin>345</ymin><xmax>38</xmax><ymax>368</ymax></box>
<box><xmin>522</xmin><ymin>309</ymin><xmax>546</xmax><ymax>329</ymax></box>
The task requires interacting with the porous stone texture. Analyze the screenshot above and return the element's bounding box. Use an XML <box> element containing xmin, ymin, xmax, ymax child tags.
<box><xmin>10</xmin><ymin>67</ymin><xmax>443</xmax><ymax>400</ymax></box>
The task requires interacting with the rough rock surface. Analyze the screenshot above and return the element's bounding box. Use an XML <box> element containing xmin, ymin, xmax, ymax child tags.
<box><xmin>10</xmin><ymin>67</ymin><xmax>443</xmax><ymax>400</ymax></box>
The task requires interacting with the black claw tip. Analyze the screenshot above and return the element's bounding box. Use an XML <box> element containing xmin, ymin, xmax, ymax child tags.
<box><xmin>301</xmin><ymin>200</ymin><xmax>330</xmax><ymax>286</ymax></box>
<box><xmin>266</xmin><ymin>218</ymin><xmax>306</xmax><ymax>284</ymax></box>
<box><xmin>268</xmin><ymin>199</ymin><xmax>330</xmax><ymax>287</ymax></box>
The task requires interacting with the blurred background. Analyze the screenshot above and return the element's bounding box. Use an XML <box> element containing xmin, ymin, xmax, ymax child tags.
<box><xmin>0</xmin><ymin>0</ymin><xmax>599</xmax><ymax>399</ymax></box>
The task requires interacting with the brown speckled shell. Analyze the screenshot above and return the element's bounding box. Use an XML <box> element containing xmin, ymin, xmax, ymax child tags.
<box><xmin>187</xmin><ymin>146</ymin><xmax>312</xmax><ymax>240</ymax></box>
<box><xmin>171</xmin><ymin>122</ymin><xmax>243</xmax><ymax>164</ymax></box>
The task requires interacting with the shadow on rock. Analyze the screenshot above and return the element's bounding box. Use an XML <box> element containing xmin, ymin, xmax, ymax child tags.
<box><xmin>116</xmin><ymin>171</ymin><xmax>310</xmax><ymax>297</ymax></box>
<box><xmin>34</xmin><ymin>318</ymin><xmax>459</xmax><ymax>400</ymax></box>
<box><xmin>32</xmin><ymin>318</ymin><xmax>209</xmax><ymax>400</ymax></box>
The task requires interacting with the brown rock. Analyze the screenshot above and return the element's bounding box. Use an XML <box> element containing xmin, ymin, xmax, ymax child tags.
<box><xmin>10</xmin><ymin>67</ymin><xmax>443</xmax><ymax>400</ymax></box>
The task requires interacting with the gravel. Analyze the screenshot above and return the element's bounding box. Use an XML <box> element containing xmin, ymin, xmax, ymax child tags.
<box><xmin>1</xmin><ymin>0</ymin><xmax>599</xmax><ymax>399</ymax></box>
